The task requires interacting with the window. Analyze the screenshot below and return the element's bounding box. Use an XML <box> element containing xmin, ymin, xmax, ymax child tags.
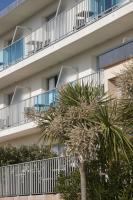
<box><xmin>4</xmin><ymin>33</ymin><xmax>24</xmax><ymax>66</ymax></box>
<box><xmin>7</xmin><ymin>92</ymin><xmax>13</xmax><ymax>105</ymax></box>
<box><xmin>34</xmin><ymin>75</ymin><xmax>58</xmax><ymax>110</ymax></box>
<box><xmin>105</xmin><ymin>0</ymin><xmax>112</xmax><ymax>10</ymax></box>
<box><xmin>52</xmin><ymin>144</ymin><xmax>64</xmax><ymax>155</ymax></box>
<box><xmin>47</xmin><ymin>75</ymin><xmax>58</xmax><ymax>90</ymax></box>
<box><xmin>46</xmin><ymin>75</ymin><xmax>58</xmax><ymax>106</ymax></box>
<box><xmin>97</xmin><ymin>0</ymin><xmax>119</xmax><ymax>14</ymax></box>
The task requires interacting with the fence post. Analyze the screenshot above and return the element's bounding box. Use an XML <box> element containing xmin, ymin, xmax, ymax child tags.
<box><xmin>30</xmin><ymin>162</ymin><xmax>32</xmax><ymax>195</ymax></box>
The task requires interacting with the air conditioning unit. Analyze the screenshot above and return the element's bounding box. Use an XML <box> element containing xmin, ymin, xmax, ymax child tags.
<box><xmin>24</xmin><ymin>107</ymin><xmax>33</xmax><ymax>114</ymax></box>
<box><xmin>36</xmin><ymin>41</ymin><xmax>43</xmax><ymax>52</ymax></box>
<box><xmin>73</xmin><ymin>18</ymin><xmax>86</xmax><ymax>30</ymax></box>
<box><xmin>44</xmin><ymin>39</ymin><xmax>51</xmax><ymax>47</ymax></box>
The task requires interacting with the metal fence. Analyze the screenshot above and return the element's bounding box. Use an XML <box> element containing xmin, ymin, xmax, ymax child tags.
<box><xmin>0</xmin><ymin>0</ymin><xmax>130</xmax><ymax>71</ymax></box>
<box><xmin>0</xmin><ymin>156</ymin><xmax>76</xmax><ymax>197</ymax></box>
<box><xmin>77</xmin><ymin>70</ymin><xmax>104</xmax><ymax>86</ymax></box>
<box><xmin>0</xmin><ymin>70</ymin><xmax>103</xmax><ymax>130</ymax></box>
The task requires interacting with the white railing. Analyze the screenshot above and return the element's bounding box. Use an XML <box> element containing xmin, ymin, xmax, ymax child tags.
<box><xmin>0</xmin><ymin>0</ymin><xmax>131</xmax><ymax>71</ymax></box>
<box><xmin>0</xmin><ymin>156</ymin><xmax>76</xmax><ymax>197</ymax></box>
<box><xmin>0</xmin><ymin>70</ymin><xmax>103</xmax><ymax>130</ymax></box>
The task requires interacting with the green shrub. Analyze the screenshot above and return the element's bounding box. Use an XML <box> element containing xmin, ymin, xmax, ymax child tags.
<box><xmin>0</xmin><ymin>144</ymin><xmax>56</xmax><ymax>166</ymax></box>
<box><xmin>56</xmin><ymin>170</ymin><xmax>81</xmax><ymax>200</ymax></box>
<box><xmin>88</xmin><ymin>161</ymin><xmax>133</xmax><ymax>200</ymax></box>
<box><xmin>56</xmin><ymin>160</ymin><xmax>133</xmax><ymax>200</ymax></box>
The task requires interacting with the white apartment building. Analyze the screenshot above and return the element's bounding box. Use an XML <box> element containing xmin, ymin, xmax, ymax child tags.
<box><xmin>0</xmin><ymin>0</ymin><xmax>132</xmax><ymax>148</ymax></box>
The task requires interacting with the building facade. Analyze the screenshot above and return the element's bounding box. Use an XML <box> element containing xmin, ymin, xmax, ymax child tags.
<box><xmin>0</xmin><ymin>0</ymin><xmax>132</xmax><ymax>148</ymax></box>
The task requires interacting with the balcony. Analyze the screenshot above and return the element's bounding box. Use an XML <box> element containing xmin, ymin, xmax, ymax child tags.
<box><xmin>98</xmin><ymin>40</ymin><xmax>133</xmax><ymax>68</ymax></box>
<box><xmin>0</xmin><ymin>71</ymin><xmax>103</xmax><ymax>131</ymax></box>
<box><xmin>0</xmin><ymin>156</ymin><xmax>75</xmax><ymax>197</ymax></box>
<box><xmin>0</xmin><ymin>0</ymin><xmax>54</xmax><ymax>36</ymax></box>
<box><xmin>0</xmin><ymin>0</ymin><xmax>131</xmax><ymax>72</ymax></box>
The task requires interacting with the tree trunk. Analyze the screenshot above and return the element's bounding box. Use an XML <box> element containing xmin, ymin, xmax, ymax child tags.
<box><xmin>79</xmin><ymin>162</ymin><xmax>87</xmax><ymax>200</ymax></box>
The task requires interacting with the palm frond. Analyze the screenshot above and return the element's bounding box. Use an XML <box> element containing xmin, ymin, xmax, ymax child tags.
<box><xmin>95</xmin><ymin>101</ymin><xmax>133</xmax><ymax>162</ymax></box>
<box><xmin>59</xmin><ymin>82</ymin><xmax>103</xmax><ymax>107</ymax></box>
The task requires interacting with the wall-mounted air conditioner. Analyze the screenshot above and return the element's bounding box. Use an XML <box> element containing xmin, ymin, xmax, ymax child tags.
<box><xmin>24</xmin><ymin>107</ymin><xmax>33</xmax><ymax>114</ymax></box>
<box><xmin>44</xmin><ymin>39</ymin><xmax>51</xmax><ymax>47</ymax></box>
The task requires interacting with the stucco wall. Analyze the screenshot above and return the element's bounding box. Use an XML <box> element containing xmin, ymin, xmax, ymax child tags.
<box><xmin>104</xmin><ymin>59</ymin><xmax>132</xmax><ymax>94</ymax></box>
<box><xmin>2</xmin><ymin>131</ymin><xmax>41</xmax><ymax>146</ymax></box>
<box><xmin>0</xmin><ymin>194</ymin><xmax>62</xmax><ymax>200</ymax></box>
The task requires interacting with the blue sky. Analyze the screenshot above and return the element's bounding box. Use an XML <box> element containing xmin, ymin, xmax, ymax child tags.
<box><xmin>0</xmin><ymin>0</ymin><xmax>16</xmax><ymax>11</ymax></box>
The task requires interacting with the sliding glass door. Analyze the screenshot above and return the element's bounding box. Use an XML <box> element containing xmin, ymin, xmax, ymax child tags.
<box><xmin>96</xmin><ymin>0</ymin><xmax>120</xmax><ymax>14</ymax></box>
<box><xmin>89</xmin><ymin>0</ymin><xmax>118</xmax><ymax>15</ymax></box>
<box><xmin>105</xmin><ymin>0</ymin><xmax>112</xmax><ymax>10</ymax></box>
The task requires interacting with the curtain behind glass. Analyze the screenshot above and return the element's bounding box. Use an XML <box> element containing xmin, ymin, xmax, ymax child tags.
<box><xmin>3</xmin><ymin>38</ymin><xmax>23</xmax><ymax>67</ymax></box>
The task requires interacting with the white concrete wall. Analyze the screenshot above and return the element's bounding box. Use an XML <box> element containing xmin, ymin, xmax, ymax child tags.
<box><xmin>3</xmin><ymin>131</ymin><xmax>41</xmax><ymax>146</ymax></box>
<box><xmin>0</xmin><ymin>28</ymin><xmax>133</xmax><ymax>109</ymax></box>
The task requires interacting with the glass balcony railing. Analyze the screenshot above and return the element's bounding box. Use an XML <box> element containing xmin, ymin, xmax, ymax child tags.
<box><xmin>98</xmin><ymin>40</ymin><xmax>133</xmax><ymax>68</ymax></box>
<box><xmin>0</xmin><ymin>0</ymin><xmax>131</xmax><ymax>71</ymax></box>
<box><xmin>0</xmin><ymin>38</ymin><xmax>24</xmax><ymax>69</ymax></box>
<box><xmin>0</xmin><ymin>70</ymin><xmax>103</xmax><ymax>130</ymax></box>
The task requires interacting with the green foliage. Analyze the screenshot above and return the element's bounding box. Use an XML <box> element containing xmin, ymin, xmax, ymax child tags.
<box><xmin>95</xmin><ymin>101</ymin><xmax>133</xmax><ymax>162</ymax></box>
<box><xmin>59</xmin><ymin>82</ymin><xmax>103</xmax><ymax>107</ymax></box>
<box><xmin>56</xmin><ymin>160</ymin><xmax>133</xmax><ymax>200</ymax></box>
<box><xmin>116</xmin><ymin>61</ymin><xmax>133</xmax><ymax>99</ymax></box>
<box><xmin>56</xmin><ymin>170</ymin><xmax>81</xmax><ymax>200</ymax></box>
<box><xmin>0</xmin><ymin>144</ymin><xmax>56</xmax><ymax>167</ymax></box>
<box><xmin>27</xmin><ymin>80</ymin><xmax>133</xmax><ymax>200</ymax></box>
<box><xmin>116</xmin><ymin>62</ymin><xmax>133</xmax><ymax>136</ymax></box>
<box><xmin>88</xmin><ymin>160</ymin><xmax>133</xmax><ymax>200</ymax></box>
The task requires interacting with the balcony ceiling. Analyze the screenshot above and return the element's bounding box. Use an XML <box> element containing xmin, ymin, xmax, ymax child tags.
<box><xmin>0</xmin><ymin>0</ymin><xmax>55</xmax><ymax>36</ymax></box>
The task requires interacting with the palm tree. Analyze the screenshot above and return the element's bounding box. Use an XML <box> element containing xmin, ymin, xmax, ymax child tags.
<box><xmin>26</xmin><ymin>82</ymin><xmax>133</xmax><ymax>200</ymax></box>
<box><xmin>116</xmin><ymin>61</ymin><xmax>133</xmax><ymax>134</ymax></box>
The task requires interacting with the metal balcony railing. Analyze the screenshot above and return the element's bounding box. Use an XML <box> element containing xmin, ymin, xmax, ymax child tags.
<box><xmin>0</xmin><ymin>156</ymin><xmax>76</xmax><ymax>197</ymax></box>
<box><xmin>0</xmin><ymin>70</ymin><xmax>103</xmax><ymax>130</ymax></box>
<box><xmin>98</xmin><ymin>40</ymin><xmax>133</xmax><ymax>68</ymax></box>
<box><xmin>0</xmin><ymin>0</ymin><xmax>131</xmax><ymax>71</ymax></box>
